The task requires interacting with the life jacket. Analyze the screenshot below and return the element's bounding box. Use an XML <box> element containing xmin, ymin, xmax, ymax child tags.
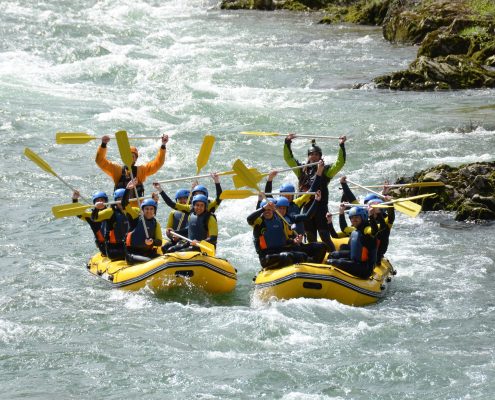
<box><xmin>115</xmin><ymin>166</ymin><xmax>144</xmax><ymax>197</ymax></box>
<box><xmin>258</xmin><ymin>215</ymin><xmax>287</xmax><ymax>251</ymax></box>
<box><xmin>173</xmin><ymin>210</ymin><xmax>190</xmax><ymax>230</ymax></box>
<box><xmin>298</xmin><ymin>164</ymin><xmax>330</xmax><ymax>201</ymax></box>
<box><xmin>349</xmin><ymin>225</ymin><xmax>377</xmax><ymax>267</ymax></box>
<box><xmin>187</xmin><ymin>212</ymin><xmax>214</xmax><ymax>241</ymax></box>
<box><xmin>126</xmin><ymin>217</ymin><xmax>157</xmax><ymax>249</ymax></box>
<box><xmin>103</xmin><ymin>206</ymin><xmax>130</xmax><ymax>245</ymax></box>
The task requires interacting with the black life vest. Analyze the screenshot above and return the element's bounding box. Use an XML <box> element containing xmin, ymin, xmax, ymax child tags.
<box><xmin>102</xmin><ymin>206</ymin><xmax>130</xmax><ymax>245</ymax></box>
<box><xmin>187</xmin><ymin>212</ymin><xmax>214</xmax><ymax>241</ymax></box>
<box><xmin>115</xmin><ymin>166</ymin><xmax>144</xmax><ymax>197</ymax></box>
<box><xmin>173</xmin><ymin>210</ymin><xmax>190</xmax><ymax>230</ymax></box>
<box><xmin>349</xmin><ymin>226</ymin><xmax>377</xmax><ymax>268</ymax></box>
<box><xmin>256</xmin><ymin>215</ymin><xmax>287</xmax><ymax>251</ymax></box>
<box><xmin>126</xmin><ymin>217</ymin><xmax>157</xmax><ymax>250</ymax></box>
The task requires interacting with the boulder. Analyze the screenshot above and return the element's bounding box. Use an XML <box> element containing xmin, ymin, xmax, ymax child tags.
<box><xmin>392</xmin><ymin>162</ymin><xmax>495</xmax><ymax>221</ymax></box>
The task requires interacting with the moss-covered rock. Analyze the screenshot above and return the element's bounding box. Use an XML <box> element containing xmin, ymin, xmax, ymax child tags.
<box><xmin>392</xmin><ymin>162</ymin><xmax>495</xmax><ymax>221</ymax></box>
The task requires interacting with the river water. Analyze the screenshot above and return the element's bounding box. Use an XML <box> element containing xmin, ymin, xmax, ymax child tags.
<box><xmin>1</xmin><ymin>1</ymin><xmax>494</xmax><ymax>399</ymax></box>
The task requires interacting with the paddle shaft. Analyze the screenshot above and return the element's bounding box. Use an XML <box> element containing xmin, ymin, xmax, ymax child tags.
<box><xmin>168</xmin><ymin>231</ymin><xmax>213</xmax><ymax>254</ymax></box>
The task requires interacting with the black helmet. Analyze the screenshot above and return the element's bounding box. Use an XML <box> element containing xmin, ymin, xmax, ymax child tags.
<box><xmin>307</xmin><ymin>139</ymin><xmax>322</xmax><ymax>156</ymax></box>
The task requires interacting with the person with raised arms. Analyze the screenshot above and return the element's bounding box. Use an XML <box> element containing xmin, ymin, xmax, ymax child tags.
<box><xmin>96</xmin><ymin>133</ymin><xmax>168</xmax><ymax>199</ymax></box>
<box><xmin>71</xmin><ymin>190</ymin><xmax>108</xmax><ymax>256</ymax></box>
<box><xmin>120</xmin><ymin>180</ymin><xmax>163</xmax><ymax>263</ymax></box>
<box><xmin>163</xmin><ymin>194</ymin><xmax>218</xmax><ymax>254</ymax></box>
<box><xmin>283</xmin><ymin>134</ymin><xmax>347</xmax><ymax>251</ymax></box>
<box><xmin>263</xmin><ymin>160</ymin><xmax>325</xmax><ymax>236</ymax></box>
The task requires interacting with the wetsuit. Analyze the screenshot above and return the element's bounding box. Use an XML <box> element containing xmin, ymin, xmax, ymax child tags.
<box><xmin>283</xmin><ymin>138</ymin><xmax>346</xmax><ymax>251</ymax></box>
<box><xmin>96</xmin><ymin>142</ymin><xmax>166</xmax><ymax>199</ymax></box>
<box><xmin>247</xmin><ymin>207</ymin><xmax>325</xmax><ymax>270</ymax></box>
<box><xmin>326</xmin><ymin>218</ymin><xmax>378</xmax><ymax>279</ymax></box>
<box><xmin>91</xmin><ymin>205</ymin><xmax>130</xmax><ymax>261</ymax></box>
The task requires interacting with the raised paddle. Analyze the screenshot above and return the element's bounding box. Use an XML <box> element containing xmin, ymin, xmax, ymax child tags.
<box><xmin>177</xmin><ymin>135</ymin><xmax>216</xmax><ymax>230</ymax></box>
<box><xmin>346</xmin><ymin>178</ymin><xmax>429</xmax><ymax>218</ymax></box>
<box><xmin>168</xmin><ymin>231</ymin><xmax>216</xmax><ymax>257</ymax></box>
<box><xmin>220</xmin><ymin>190</ymin><xmax>316</xmax><ymax>200</ymax></box>
<box><xmin>231</xmin><ymin>159</ymin><xmax>292</xmax><ymax>227</ymax></box>
<box><xmin>56</xmin><ymin>132</ymin><xmax>159</xmax><ymax>145</ymax></box>
<box><xmin>231</xmin><ymin>161</ymin><xmax>320</xmax><ymax>189</ymax></box>
<box><xmin>24</xmin><ymin>148</ymin><xmax>91</xmax><ymax>203</ymax></box>
<box><xmin>240</xmin><ymin>131</ymin><xmax>341</xmax><ymax>139</ymax></box>
<box><xmin>52</xmin><ymin>196</ymin><xmax>150</xmax><ymax>218</ymax></box>
<box><xmin>348</xmin><ymin>182</ymin><xmax>445</xmax><ymax>189</ymax></box>
<box><xmin>195</xmin><ymin>135</ymin><xmax>215</xmax><ymax>175</ymax></box>
<box><xmin>115</xmin><ymin>130</ymin><xmax>149</xmax><ymax>238</ymax></box>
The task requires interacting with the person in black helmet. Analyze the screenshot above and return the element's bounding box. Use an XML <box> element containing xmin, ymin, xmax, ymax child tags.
<box><xmin>283</xmin><ymin>133</ymin><xmax>347</xmax><ymax>252</ymax></box>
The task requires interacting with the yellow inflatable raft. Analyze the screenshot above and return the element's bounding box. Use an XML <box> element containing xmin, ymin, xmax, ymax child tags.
<box><xmin>87</xmin><ymin>251</ymin><xmax>237</xmax><ymax>294</ymax></box>
<box><xmin>253</xmin><ymin>237</ymin><xmax>396</xmax><ymax>306</ymax></box>
<box><xmin>254</xmin><ymin>258</ymin><xmax>395</xmax><ymax>306</ymax></box>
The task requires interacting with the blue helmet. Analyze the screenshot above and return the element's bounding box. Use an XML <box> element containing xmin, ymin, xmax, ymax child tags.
<box><xmin>348</xmin><ymin>206</ymin><xmax>368</xmax><ymax>220</ymax></box>
<box><xmin>192</xmin><ymin>185</ymin><xmax>208</xmax><ymax>198</ymax></box>
<box><xmin>175</xmin><ymin>188</ymin><xmax>190</xmax><ymax>201</ymax></box>
<box><xmin>364</xmin><ymin>193</ymin><xmax>381</xmax><ymax>204</ymax></box>
<box><xmin>192</xmin><ymin>194</ymin><xmax>208</xmax><ymax>206</ymax></box>
<box><xmin>141</xmin><ymin>199</ymin><xmax>158</xmax><ymax>210</ymax></box>
<box><xmin>279</xmin><ymin>183</ymin><xmax>295</xmax><ymax>193</ymax></box>
<box><xmin>92</xmin><ymin>191</ymin><xmax>108</xmax><ymax>204</ymax></box>
<box><xmin>276</xmin><ymin>197</ymin><xmax>290</xmax><ymax>208</ymax></box>
<box><xmin>368</xmin><ymin>198</ymin><xmax>383</xmax><ymax>205</ymax></box>
<box><xmin>260</xmin><ymin>198</ymin><xmax>276</xmax><ymax>208</ymax></box>
<box><xmin>113</xmin><ymin>188</ymin><xmax>126</xmax><ymax>201</ymax></box>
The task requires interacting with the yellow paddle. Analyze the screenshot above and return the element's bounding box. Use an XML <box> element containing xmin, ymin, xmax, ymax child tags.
<box><xmin>220</xmin><ymin>190</ymin><xmax>315</xmax><ymax>200</ymax></box>
<box><xmin>177</xmin><ymin>135</ymin><xmax>216</xmax><ymax>230</ymax></box>
<box><xmin>195</xmin><ymin>135</ymin><xmax>215</xmax><ymax>174</ymax></box>
<box><xmin>349</xmin><ymin>182</ymin><xmax>445</xmax><ymax>189</ymax></box>
<box><xmin>231</xmin><ymin>161</ymin><xmax>320</xmax><ymax>189</ymax></box>
<box><xmin>346</xmin><ymin>178</ymin><xmax>431</xmax><ymax>218</ymax></box>
<box><xmin>240</xmin><ymin>131</ymin><xmax>341</xmax><ymax>139</ymax></box>
<box><xmin>115</xmin><ymin>130</ymin><xmax>149</xmax><ymax>238</ymax></box>
<box><xmin>52</xmin><ymin>196</ymin><xmax>150</xmax><ymax>218</ymax></box>
<box><xmin>24</xmin><ymin>148</ymin><xmax>91</xmax><ymax>203</ymax></box>
<box><xmin>168</xmin><ymin>231</ymin><xmax>216</xmax><ymax>257</ymax></box>
<box><xmin>231</xmin><ymin>159</ymin><xmax>292</xmax><ymax>227</ymax></box>
<box><xmin>55</xmin><ymin>132</ymin><xmax>159</xmax><ymax>145</ymax></box>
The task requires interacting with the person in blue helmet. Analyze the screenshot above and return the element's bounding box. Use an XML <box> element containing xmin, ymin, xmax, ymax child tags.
<box><xmin>152</xmin><ymin>173</ymin><xmax>222</xmax><ymax>215</ymax></box>
<box><xmin>263</xmin><ymin>160</ymin><xmax>325</xmax><ymax>236</ymax></box>
<box><xmin>71</xmin><ymin>190</ymin><xmax>108</xmax><ymax>256</ymax></box>
<box><xmin>120</xmin><ymin>180</ymin><xmax>163</xmax><ymax>263</ymax></box>
<box><xmin>164</xmin><ymin>193</ymin><xmax>218</xmax><ymax>254</ymax></box>
<box><xmin>161</xmin><ymin>188</ymin><xmax>191</xmax><ymax>252</ymax></box>
<box><xmin>367</xmin><ymin>193</ymin><xmax>395</xmax><ymax>263</ymax></box>
<box><xmin>326</xmin><ymin>206</ymin><xmax>378</xmax><ymax>278</ymax></box>
<box><xmin>91</xmin><ymin>188</ymin><xmax>130</xmax><ymax>261</ymax></box>
<box><xmin>283</xmin><ymin>134</ymin><xmax>347</xmax><ymax>252</ymax></box>
<box><xmin>247</xmin><ymin>198</ymin><xmax>326</xmax><ymax>270</ymax></box>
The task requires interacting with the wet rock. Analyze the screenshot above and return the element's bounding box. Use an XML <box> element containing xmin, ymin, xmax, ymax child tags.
<box><xmin>392</xmin><ymin>162</ymin><xmax>495</xmax><ymax>222</ymax></box>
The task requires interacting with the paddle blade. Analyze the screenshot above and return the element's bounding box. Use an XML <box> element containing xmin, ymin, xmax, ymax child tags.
<box><xmin>220</xmin><ymin>190</ymin><xmax>256</xmax><ymax>200</ymax></box>
<box><xmin>198</xmin><ymin>241</ymin><xmax>216</xmax><ymax>257</ymax></box>
<box><xmin>24</xmin><ymin>148</ymin><xmax>56</xmax><ymax>176</ymax></box>
<box><xmin>56</xmin><ymin>132</ymin><xmax>95</xmax><ymax>144</ymax></box>
<box><xmin>240</xmin><ymin>131</ymin><xmax>280</xmax><ymax>136</ymax></box>
<box><xmin>196</xmin><ymin>135</ymin><xmax>215</xmax><ymax>174</ymax></box>
<box><xmin>232</xmin><ymin>160</ymin><xmax>262</xmax><ymax>190</ymax></box>
<box><xmin>115</xmin><ymin>130</ymin><xmax>133</xmax><ymax>169</ymax></box>
<box><xmin>394</xmin><ymin>200</ymin><xmax>422</xmax><ymax>218</ymax></box>
<box><xmin>232</xmin><ymin>169</ymin><xmax>264</xmax><ymax>189</ymax></box>
<box><xmin>52</xmin><ymin>203</ymin><xmax>92</xmax><ymax>218</ymax></box>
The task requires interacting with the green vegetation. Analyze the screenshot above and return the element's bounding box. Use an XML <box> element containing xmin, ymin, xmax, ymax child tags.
<box><xmin>467</xmin><ymin>0</ymin><xmax>495</xmax><ymax>17</ymax></box>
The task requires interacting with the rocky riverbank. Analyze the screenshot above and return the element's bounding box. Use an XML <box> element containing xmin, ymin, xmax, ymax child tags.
<box><xmin>220</xmin><ymin>0</ymin><xmax>495</xmax><ymax>90</ymax></box>
<box><xmin>391</xmin><ymin>161</ymin><xmax>495</xmax><ymax>221</ymax></box>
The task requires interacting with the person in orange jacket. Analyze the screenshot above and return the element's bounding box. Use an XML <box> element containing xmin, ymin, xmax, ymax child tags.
<box><xmin>95</xmin><ymin>133</ymin><xmax>169</xmax><ymax>197</ymax></box>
